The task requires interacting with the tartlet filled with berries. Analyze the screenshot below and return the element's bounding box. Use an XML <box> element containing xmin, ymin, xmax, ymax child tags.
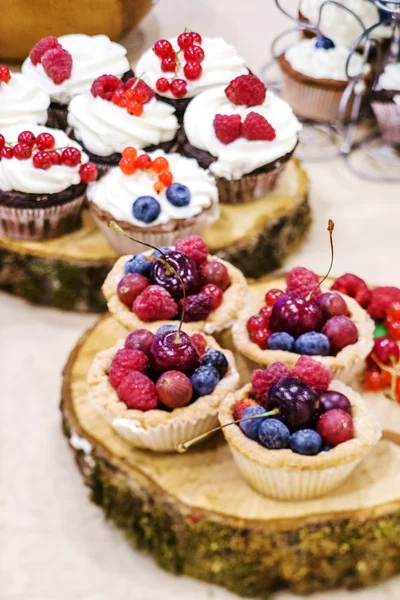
<box><xmin>87</xmin><ymin>149</ymin><xmax>219</xmax><ymax>253</ymax></box>
<box><xmin>88</xmin><ymin>326</ymin><xmax>240</xmax><ymax>452</ymax></box>
<box><xmin>0</xmin><ymin>66</ymin><xmax>50</xmax><ymax>129</ymax></box>
<box><xmin>102</xmin><ymin>236</ymin><xmax>247</xmax><ymax>335</ymax></box>
<box><xmin>218</xmin><ymin>357</ymin><xmax>380</xmax><ymax>500</ymax></box>
<box><xmin>0</xmin><ymin>124</ymin><xmax>97</xmax><ymax>241</ymax></box>
<box><xmin>181</xmin><ymin>74</ymin><xmax>301</xmax><ymax>204</ymax></box>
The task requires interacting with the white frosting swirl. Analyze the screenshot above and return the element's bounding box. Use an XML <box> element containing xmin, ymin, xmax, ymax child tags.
<box><xmin>87</xmin><ymin>151</ymin><xmax>218</xmax><ymax>227</ymax></box>
<box><xmin>0</xmin><ymin>73</ymin><xmax>50</xmax><ymax>130</ymax></box>
<box><xmin>285</xmin><ymin>39</ymin><xmax>368</xmax><ymax>81</ymax></box>
<box><xmin>183</xmin><ymin>87</ymin><xmax>301</xmax><ymax>180</ymax></box>
<box><xmin>67</xmin><ymin>94</ymin><xmax>179</xmax><ymax>156</ymax></box>
<box><xmin>21</xmin><ymin>34</ymin><xmax>130</xmax><ymax>105</ymax></box>
<box><xmin>378</xmin><ymin>63</ymin><xmax>400</xmax><ymax>92</ymax></box>
<box><xmin>0</xmin><ymin>124</ymin><xmax>88</xmax><ymax>194</ymax></box>
<box><xmin>135</xmin><ymin>36</ymin><xmax>248</xmax><ymax>99</ymax></box>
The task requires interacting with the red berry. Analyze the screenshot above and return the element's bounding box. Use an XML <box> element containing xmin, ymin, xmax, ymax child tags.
<box><xmin>91</xmin><ymin>74</ymin><xmax>122</xmax><ymax>101</ymax></box>
<box><xmin>32</xmin><ymin>151</ymin><xmax>52</xmax><ymax>170</ymax></box>
<box><xmin>317</xmin><ymin>292</ymin><xmax>349</xmax><ymax>319</ymax></box>
<box><xmin>156</xmin><ymin>77</ymin><xmax>170</xmax><ymax>93</ymax></box>
<box><xmin>321</xmin><ymin>316</ymin><xmax>358</xmax><ymax>354</ymax></box>
<box><xmin>179</xmin><ymin>292</ymin><xmax>213</xmax><ymax>322</ymax></box>
<box><xmin>41</xmin><ymin>47</ymin><xmax>73</xmax><ymax>84</ymax></box>
<box><xmin>119</xmin><ymin>157</ymin><xmax>136</xmax><ymax>175</ymax></box>
<box><xmin>151</xmin><ymin>156</ymin><xmax>169</xmax><ymax>173</ymax></box>
<box><xmin>0</xmin><ymin>65</ymin><xmax>11</xmax><ymax>83</ymax></box>
<box><xmin>135</xmin><ymin>154</ymin><xmax>152</xmax><ymax>170</ymax></box>
<box><xmin>190</xmin><ymin>32</ymin><xmax>202</xmax><ymax>44</ymax></box>
<box><xmin>395</xmin><ymin>377</ymin><xmax>400</xmax><ymax>402</ymax></box>
<box><xmin>364</xmin><ymin>370</ymin><xmax>383</xmax><ymax>391</ymax></box>
<box><xmin>29</xmin><ymin>36</ymin><xmax>61</xmax><ymax>66</ymax></box>
<box><xmin>48</xmin><ymin>150</ymin><xmax>62</xmax><ymax>165</ymax></box>
<box><xmin>17</xmin><ymin>131</ymin><xmax>36</xmax><ymax>147</ymax></box>
<box><xmin>183</xmin><ymin>60</ymin><xmax>202</xmax><ymax>80</ymax></box>
<box><xmin>170</xmin><ymin>79</ymin><xmax>187</xmax><ymax>98</ymax></box>
<box><xmin>0</xmin><ymin>147</ymin><xmax>13</xmax><ymax>159</ymax></box>
<box><xmin>232</xmin><ymin>398</ymin><xmax>258</xmax><ymax>421</ymax></box>
<box><xmin>0</xmin><ymin>134</ymin><xmax>5</xmax><ymax>149</ymax></box>
<box><xmin>317</xmin><ymin>409</ymin><xmax>354</xmax><ymax>447</ymax></box>
<box><xmin>161</xmin><ymin>57</ymin><xmax>176</xmax><ymax>72</ymax></box>
<box><xmin>122</xmin><ymin>147</ymin><xmax>138</xmax><ymax>160</ymax></box>
<box><xmin>213</xmin><ymin>114</ymin><xmax>242</xmax><ymax>145</ymax></box>
<box><xmin>156</xmin><ymin>370</ymin><xmax>193</xmax><ymax>409</ymax></box>
<box><xmin>127</xmin><ymin>100</ymin><xmax>144</xmax><ymax>116</ymax></box>
<box><xmin>35</xmin><ymin>132</ymin><xmax>55</xmax><ymax>151</ymax></box>
<box><xmin>242</xmin><ymin>112</ymin><xmax>276</xmax><ymax>141</ymax></box>
<box><xmin>123</xmin><ymin>77</ymin><xmax>155</xmax><ymax>104</ymax></box>
<box><xmin>386</xmin><ymin>315</ymin><xmax>400</xmax><ymax>340</ymax></box>
<box><xmin>286</xmin><ymin>266</ymin><xmax>319</xmax><ymax>298</ymax></box>
<box><xmin>387</xmin><ymin>301</ymin><xmax>400</xmax><ymax>321</ymax></box>
<box><xmin>177</xmin><ymin>32</ymin><xmax>194</xmax><ymax>50</ymax></box>
<box><xmin>117</xmin><ymin>273</ymin><xmax>149</xmax><ymax>307</ymax></box>
<box><xmin>175</xmin><ymin>236</ymin><xmax>208</xmax><ymax>265</ymax></box>
<box><xmin>225</xmin><ymin>74</ymin><xmax>267</xmax><ymax>107</ymax></box>
<box><xmin>202</xmin><ymin>261</ymin><xmax>231</xmax><ymax>290</ymax></box>
<box><xmin>331</xmin><ymin>273</ymin><xmax>371</xmax><ymax>308</ymax></box>
<box><xmin>246</xmin><ymin>314</ymin><xmax>265</xmax><ymax>335</ymax></box>
<box><xmin>259</xmin><ymin>305</ymin><xmax>272</xmax><ymax>328</ymax></box>
<box><xmin>12</xmin><ymin>143</ymin><xmax>32</xmax><ymax>160</ymax></box>
<box><xmin>367</xmin><ymin>337</ymin><xmax>400</xmax><ymax>370</ymax></box>
<box><xmin>202</xmin><ymin>283</ymin><xmax>223</xmax><ymax>309</ymax></box>
<box><xmin>251</xmin><ymin>363</ymin><xmax>291</xmax><ymax>405</ymax></box>
<box><xmin>133</xmin><ymin>285</ymin><xmax>178</xmax><ymax>321</ymax></box>
<box><xmin>291</xmin><ymin>356</ymin><xmax>333</xmax><ymax>393</ymax></box>
<box><xmin>79</xmin><ymin>162</ymin><xmax>98</xmax><ymax>183</ymax></box>
<box><xmin>61</xmin><ymin>147</ymin><xmax>81</xmax><ymax>167</ymax></box>
<box><xmin>112</xmin><ymin>88</ymin><xmax>127</xmax><ymax>107</ymax></box>
<box><xmin>368</xmin><ymin>286</ymin><xmax>400</xmax><ymax>321</ymax></box>
<box><xmin>252</xmin><ymin>328</ymin><xmax>271</xmax><ymax>349</ymax></box>
<box><xmin>191</xmin><ymin>333</ymin><xmax>207</xmax><ymax>358</ymax></box>
<box><xmin>184</xmin><ymin>45</ymin><xmax>205</xmax><ymax>62</ymax></box>
<box><xmin>124</xmin><ymin>329</ymin><xmax>155</xmax><ymax>355</ymax></box>
<box><xmin>158</xmin><ymin>170</ymin><xmax>173</xmax><ymax>186</ymax></box>
<box><xmin>117</xmin><ymin>371</ymin><xmax>158</xmax><ymax>411</ymax></box>
<box><xmin>108</xmin><ymin>347</ymin><xmax>149</xmax><ymax>389</ymax></box>
<box><xmin>265</xmin><ymin>288</ymin><xmax>284</xmax><ymax>306</ymax></box>
<box><xmin>153</xmin><ymin>39</ymin><xmax>174</xmax><ymax>59</ymax></box>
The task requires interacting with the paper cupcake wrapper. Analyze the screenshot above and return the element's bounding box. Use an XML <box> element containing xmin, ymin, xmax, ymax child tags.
<box><xmin>216</xmin><ymin>163</ymin><xmax>287</xmax><ymax>205</ymax></box>
<box><xmin>0</xmin><ymin>194</ymin><xmax>84</xmax><ymax>241</ymax></box>
<box><xmin>371</xmin><ymin>101</ymin><xmax>400</xmax><ymax>145</ymax></box>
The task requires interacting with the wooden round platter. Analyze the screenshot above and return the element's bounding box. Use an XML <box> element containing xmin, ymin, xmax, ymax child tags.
<box><xmin>61</xmin><ymin>276</ymin><xmax>400</xmax><ymax>597</ymax></box>
<box><xmin>0</xmin><ymin>159</ymin><xmax>310</xmax><ymax>312</ymax></box>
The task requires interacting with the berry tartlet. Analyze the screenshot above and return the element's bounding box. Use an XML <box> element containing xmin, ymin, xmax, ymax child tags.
<box><xmin>371</xmin><ymin>62</ymin><xmax>400</xmax><ymax>146</ymax></box>
<box><xmin>87</xmin><ymin>149</ymin><xmax>219</xmax><ymax>253</ymax></box>
<box><xmin>134</xmin><ymin>31</ymin><xmax>248</xmax><ymax>121</ymax></box>
<box><xmin>67</xmin><ymin>75</ymin><xmax>179</xmax><ymax>172</ymax></box>
<box><xmin>181</xmin><ymin>74</ymin><xmax>301</xmax><ymax>203</ymax></box>
<box><xmin>0</xmin><ymin>124</ymin><xmax>97</xmax><ymax>240</ymax></box>
<box><xmin>233</xmin><ymin>269</ymin><xmax>374</xmax><ymax>383</ymax></box>
<box><xmin>0</xmin><ymin>66</ymin><xmax>50</xmax><ymax>129</ymax></box>
<box><xmin>219</xmin><ymin>358</ymin><xmax>380</xmax><ymax>499</ymax></box>
<box><xmin>88</xmin><ymin>327</ymin><xmax>240</xmax><ymax>451</ymax></box>
<box><xmin>102</xmin><ymin>236</ymin><xmax>247</xmax><ymax>335</ymax></box>
<box><xmin>22</xmin><ymin>34</ymin><xmax>130</xmax><ymax>130</ymax></box>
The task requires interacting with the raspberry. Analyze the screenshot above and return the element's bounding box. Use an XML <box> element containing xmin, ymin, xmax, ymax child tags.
<box><xmin>133</xmin><ymin>285</ymin><xmax>178</xmax><ymax>321</ymax></box>
<box><xmin>42</xmin><ymin>47</ymin><xmax>72</xmax><ymax>84</ymax></box>
<box><xmin>291</xmin><ymin>356</ymin><xmax>333</xmax><ymax>393</ymax></box>
<box><xmin>242</xmin><ymin>112</ymin><xmax>276</xmax><ymax>141</ymax></box>
<box><xmin>225</xmin><ymin>74</ymin><xmax>267</xmax><ymax>107</ymax></box>
<box><xmin>180</xmin><ymin>293</ymin><xmax>213</xmax><ymax>322</ymax></box>
<box><xmin>123</xmin><ymin>77</ymin><xmax>155</xmax><ymax>103</ymax></box>
<box><xmin>286</xmin><ymin>267</ymin><xmax>320</xmax><ymax>298</ymax></box>
<box><xmin>213</xmin><ymin>114</ymin><xmax>242</xmax><ymax>144</ymax></box>
<box><xmin>251</xmin><ymin>362</ymin><xmax>291</xmax><ymax>406</ymax></box>
<box><xmin>108</xmin><ymin>348</ymin><xmax>149</xmax><ymax>389</ymax></box>
<box><xmin>29</xmin><ymin>36</ymin><xmax>61</xmax><ymax>65</ymax></box>
<box><xmin>232</xmin><ymin>398</ymin><xmax>258</xmax><ymax>421</ymax></box>
<box><xmin>175</xmin><ymin>236</ymin><xmax>208</xmax><ymax>264</ymax></box>
<box><xmin>91</xmin><ymin>74</ymin><xmax>123</xmax><ymax>101</ymax></box>
<box><xmin>191</xmin><ymin>333</ymin><xmax>207</xmax><ymax>358</ymax></box>
<box><xmin>117</xmin><ymin>371</ymin><xmax>158</xmax><ymax>411</ymax></box>
<box><xmin>331</xmin><ymin>273</ymin><xmax>371</xmax><ymax>308</ymax></box>
<box><xmin>367</xmin><ymin>287</ymin><xmax>400</xmax><ymax>321</ymax></box>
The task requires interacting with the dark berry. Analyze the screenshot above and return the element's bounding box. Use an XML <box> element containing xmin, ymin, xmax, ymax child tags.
<box><xmin>150</xmin><ymin>330</ymin><xmax>200</xmax><ymax>375</ymax></box>
<box><xmin>289</xmin><ymin>429</ymin><xmax>322</xmax><ymax>455</ymax></box>
<box><xmin>180</xmin><ymin>292</ymin><xmax>213</xmax><ymax>322</ymax></box>
<box><xmin>239</xmin><ymin>405</ymin><xmax>267</xmax><ymax>440</ymax></box>
<box><xmin>201</xmin><ymin>261</ymin><xmax>230</xmax><ymax>291</ymax></box>
<box><xmin>268</xmin><ymin>377</ymin><xmax>321</xmax><ymax>431</ymax></box>
<box><xmin>320</xmin><ymin>391</ymin><xmax>351</xmax><ymax>414</ymax></box>
<box><xmin>166</xmin><ymin>182</ymin><xmax>191</xmax><ymax>207</ymax></box>
<box><xmin>294</xmin><ymin>332</ymin><xmax>330</xmax><ymax>356</ymax></box>
<box><xmin>124</xmin><ymin>329</ymin><xmax>155</xmax><ymax>354</ymax></box>
<box><xmin>124</xmin><ymin>254</ymin><xmax>151</xmax><ymax>276</ymax></box>
<box><xmin>191</xmin><ymin>365</ymin><xmax>220</xmax><ymax>397</ymax></box>
<box><xmin>151</xmin><ymin>246</ymin><xmax>170</xmax><ymax>258</ymax></box>
<box><xmin>321</xmin><ymin>316</ymin><xmax>358</xmax><ymax>354</ymax></box>
<box><xmin>317</xmin><ymin>292</ymin><xmax>349</xmax><ymax>319</ymax></box>
<box><xmin>201</xmin><ymin>283</ymin><xmax>223</xmax><ymax>309</ymax></box>
<box><xmin>156</xmin><ymin>325</ymin><xmax>178</xmax><ymax>336</ymax></box>
<box><xmin>202</xmin><ymin>350</ymin><xmax>228</xmax><ymax>378</ymax></box>
<box><xmin>270</xmin><ymin>293</ymin><xmax>324</xmax><ymax>338</ymax></box>
<box><xmin>258</xmin><ymin>418</ymin><xmax>290</xmax><ymax>449</ymax></box>
<box><xmin>132</xmin><ymin>196</ymin><xmax>161</xmax><ymax>223</ymax></box>
<box><xmin>267</xmin><ymin>332</ymin><xmax>295</xmax><ymax>352</ymax></box>
<box><xmin>315</xmin><ymin>36</ymin><xmax>336</xmax><ymax>50</ymax></box>
<box><xmin>150</xmin><ymin>250</ymin><xmax>201</xmax><ymax>300</ymax></box>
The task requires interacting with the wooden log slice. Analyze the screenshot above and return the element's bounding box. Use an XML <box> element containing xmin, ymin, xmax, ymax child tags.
<box><xmin>61</xmin><ymin>313</ymin><xmax>400</xmax><ymax>597</ymax></box>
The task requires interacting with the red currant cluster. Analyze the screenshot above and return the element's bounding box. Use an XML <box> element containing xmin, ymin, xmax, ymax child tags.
<box><xmin>153</xmin><ymin>31</ymin><xmax>204</xmax><ymax>98</ymax></box>
<box><xmin>364</xmin><ymin>334</ymin><xmax>400</xmax><ymax>400</ymax></box>
<box><xmin>91</xmin><ymin>75</ymin><xmax>155</xmax><ymax>118</ymax></box>
<box><xmin>0</xmin><ymin>65</ymin><xmax>11</xmax><ymax>83</ymax></box>
<box><xmin>246</xmin><ymin>289</ymin><xmax>284</xmax><ymax>349</ymax></box>
<box><xmin>0</xmin><ymin>131</ymin><xmax>97</xmax><ymax>183</ymax></box>
<box><xmin>119</xmin><ymin>147</ymin><xmax>173</xmax><ymax>193</ymax></box>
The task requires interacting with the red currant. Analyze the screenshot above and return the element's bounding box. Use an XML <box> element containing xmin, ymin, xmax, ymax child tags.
<box><xmin>190</xmin><ymin>32</ymin><xmax>202</xmax><ymax>44</ymax></box>
<box><xmin>122</xmin><ymin>147</ymin><xmax>137</xmax><ymax>160</ymax></box>
<box><xmin>161</xmin><ymin>57</ymin><xmax>176</xmax><ymax>73</ymax></box>
<box><xmin>259</xmin><ymin>306</ymin><xmax>272</xmax><ymax>328</ymax></box>
<box><xmin>386</xmin><ymin>316</ymin><xmax>400</xmax><ymax>340</ymax></box>
<box><xmin>153</xmin><ymin>180</ymin><xmax>165</xmax><ymax>193</ymax></box>
<box><xmin>170</xmin><ymin>79</ymin><xmax>187</xmax><ymax>98</ymax></box>
<box><xmin>183</xmin><ymin>60</ymin><xmax>202</xmax><ymax>80</ymax></box>
<box><xmin>156</xmin><ymin>78</ymin><xmax>170</xmax><ymax>93</ymax></box>
<box><xmin>368</xmin><ymin>337</ymin><xmax>400</xmax><ymax>369</ymax></box>
<box><xmin>0</xmin><ymin>65</ymin><xmax>11</xmax><ymax>83</ymax></box>
<box><xmin>387</xmin><ymin>301</ymin><xmax>400</xmax><ymax>321</ymax></box>
<box><xmin>252</xmin><ymin>328</ymin><xmax>271</xmax><ymax>350</ymax></box>
<box><xmin>35</xmin><ymin>132</ymin><xmax>55</xmax><ymax>151</ymax></box>
<box><xmin>127</xmin><ymin>100</ymin><xmax>144</xmax><ymax>116</ymax></box>
<box><xmin>153</xmin><ymin>39</ymin><xmax>174</xmax><ymax>59</ymax></box>
<box><xmin>79</xmin><ymin>162</ymin><xmax>98</xmax><ymax>183</ymax></box>
<box><xmin>184</xmin><ymin>45</ymin><xmax>205</xmax><ymax>62</ymax></box>
<box><xmin>158</xmin><ymin>170</ymin><xmax>173</xmax><ymax>186</ymax></box>
<box><xmin>12</xmin><ymin>143</ymin><xmax>32</xmax><ymax>160</ymax></box>
<box><xmin>396</xmin><ymin>377</ymin><xmax>400</xmax><ymax>403</ymax></box>
<box><xmin>32</xmin><ymin>151</ymin><xmax>52</xmax><ymax>170</ymax></box>
<box><xmin>0</xmin><ymin>134</ymin><xmax>5</xmax><ymax>149</ymax></box>
<box><xmin>246</xmin><ymin>314</ymin><xmax>265</xmax><ymax>334</ymax></box>
<box><xmin>48</xmin><ymin>150</ymin><xmax>62</xmax><ymax>165</ymax></box>
<box><xmin>112</xmin><ymin>88</ymin><xmax>127</xmax><ymax>106</ymax></box>
<box><xmin>151</xmin><ymin>156</ymin><xmax>169</xmax><ymax>173</ymax></box>
<box><xmin>380</xmin><ymin>369</ymin><xmax>392</xmax><ymax>387</ymax></box>
<box><xmin>61</xmin><ymin>147</ymin><xmax>82</xmax><ymax>167</ymax></box>
<box><xmin>119</xmin><ymin>157</ymin><xmax>136</xmax><ymax>175</ymax></box>
<box><xmin>135</xmin><ymin>154</ymin><xmax>152</xmax><ymax>170</ymax></box>
<box><xmin>0</xmin><ymin>146</ymin><xmax>13</xmax><ymax>159</ymax></box>
<box><xmin>177</xmin><ymin>32</ymin><xmax>193</xmax><ymax>49</ymax></box>
<box><xmin>202</xmin><ymin>283</ymin><xmax>223</xmax><ymax>309</ymax></box>
<box><xmin>265</xmin><ymin>288</ymin><xmax>284</xmax><ymax>306</ymax></box>
<box><xmin>17</xmin><ymin>131</ymin><xmax>36</xmax><ymax>147</ymax></box>
<box><xmin>364</xmin><ymin>370</ymin><xmax>383</xmax><ymax>391</ymax></box>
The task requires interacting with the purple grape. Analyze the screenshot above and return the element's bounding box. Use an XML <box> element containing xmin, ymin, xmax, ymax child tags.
<box><xmin>269</xmin><ymin>293</ymin><xmax>324</xmax><ymax>338</ymax></box>
<box><xmin>150</xmin><ymin>250</ymin><xmax>201</xmax><ymax>300</ymax></box>
<box><xmin>268</xmin><ymin>377</ymin><xmax>321</xmax><ymax>431</ymax></box>
<box><xmin>318</xmin><ymin>292</ymin><xmax>349</xmax><ymax>319</ymax></box>
<box><xmin>320</xmin><ymin>391</ymin><xmax>351</xmax><ymax>414</ymax></box>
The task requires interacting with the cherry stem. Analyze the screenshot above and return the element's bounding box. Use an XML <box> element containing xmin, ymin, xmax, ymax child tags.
<box><xmin>128</xmin><ymin>72</ymin><xmax>145</xmax><ymax>91</ymax></box>
<box><xmin>308</xmin><ymin>219</ymin><xmax>335</xmax><ymax>300</ymax></box>
<box><xmin>176</xmin><ymin>408</ymin><xmax>280</xmax><ymax>453</ymax></box>
<box><xmin>109</xmin><ymin>221</ymin><xmax>186</xmax><ymax>339</ymax></box>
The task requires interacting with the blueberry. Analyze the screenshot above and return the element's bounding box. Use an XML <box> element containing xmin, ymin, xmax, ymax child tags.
<box><xmin>315</xmin><ymin>36</ymin><xmax>335</xmax><ymax>50</ymax></box>
<box><xmin>202</xmin><ymin>350</ymin><xmax>228</xmax><ymax>378</ymax></box>
<box><xmin>124</xmin><ymin>254</ymin><xmax>150</xmax><ymax>276</ymax></box>
<box><xmin>152</xmin><ymin>246</ymin><xmax>170</xmax><ymax>258</ymax></box>
<box><xmin>294</xmin><ymin>332</ymin><xmax>330</xmax><ymax>356</ymax></box>
<box><xmin>289</xmin><ymin>429</ymin><xmax>322</xmax><ymax>455</ymax></box>
<box><xmin>166</xmin><ymin>183</ymin><xmax>191</xmax><ymax>207</ymax></box>
<box><xmin>132</xmin><ymin>196</ymin><xmax>161</xmax><ymax>223</ymax></box>
<box><xmin>321</xmin><ymin>445</ymin><xmax>332</xmax><ymax>452</ymax></box>
<box><xmin>268</xmin><ymin>332</ymin><xmax>295</xmax><ymax>352</ymax></box>
<box><xmin>190</xmin><ymin>365</ymin><xmax>220</xmax><ymax>397</ymax></box>
<box><xmin>239</xmin><ymin>405</ymin><xmax>267</xmax><ymax>441</ymax></box>
<box><xmin>156</xmin><ymin>325</ymin><xmax>178</xmax><ymax>336</ymax></box>
<box><xmin>258</xmin><ymin>418</ymin><xmax>290</xmax><ymax>449</ymax></box>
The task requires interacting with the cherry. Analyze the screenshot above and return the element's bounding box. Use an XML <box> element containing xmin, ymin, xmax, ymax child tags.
<box><xmin>317</xmin><ymin>409</ymin><xmax>354</xmax><ymax>447</ymax></box>
<box><xmin>117</xmin><ymin>273</ymin><xmax>149</xmax><ymax>307</ymax></box>
<box><xmin>270</xmin><ymin>293</ymin><xmax>324</xmax><ymax>338</ymax></box>
<box><xmin>202</xmin><ymin>283</ymin><xmax>223</xmax><ymax>309</ymax></box>
<box><xmin>183</xmin><ymin>60</ymin><xmax>202</xmax><ymax>80</ymax></box>
<box><xmin>268</xmin><ymin>377</ymin><xmax>321</xmax><ymax>431</ymax></box>
<box><xmin>161</xmin><ymin>57</ymin><xmax>176</xmax><ymax>72</ymax></box>
<box><xmin>320</xmin><ymin>391</ymin><xmax>351</xmax><ymax>414</ymax></box>
<box><xmin>12</xmin><ymin>143</ymin><xmax>32</xmax><ymax>160</ymax></box>
<box><xmin>156</xmin><ymin>370</ymin><xmax>193</xmax><ymax>408</ymax></box>
<box><xmin>177</xmin><ymin>32</ymin><xmax>193</xmax><ymax>49</ymax></box>
<box><xmin>124</xmin><ymin>329</ymin><xmax>154</xmax><ymax>355</ymax></box>
<box><xmin>0</xmin><ymin>146</ymin><xmax>13</xmax><ymax>159</ymax></box>
<box><xmin>153</xmin><ymin>39</ymin><xmax>174</xmax><ymax>58</ymax></box>
<box><xmin>201</xmin><ymin>261</ymin><xmax>230</xmax><ymax>291</ymax></box>
<box><xmin>35</xmin><ymin>132</ymin><xmax>55</xmax><ymax>151</ymax></box>
<box><xmin>265</xmin><ymin>288</ymin><xmax>284</xmax><ymax>307</ymax></box>
<box><xmin>170</xmin><ymin>79</ymin><xmax>187</xmax><ymax>98</ymax></box>
<box><xmin>17</xmin><ymin>131</ymin><xmax>36</xmax><ymax>147</ymax></box>
<box><xmin>184</xmin><ymin>45</ymin><xmax>205</xmax><ymax>62</ymax></box>
<box><xmin>317</xmin><ymin>292</ymin><xmax>349</xmax><ymax>319</ymax></box>
<box><xmin>61</xmin><ymin>147</ymin><xmax>81</xmax><ymax>167</ymax></box>
<box><xmin>156</xmin><ymin>78</ymin><xmax>170</xmax><ymax>93</ymax></box>
<box><xmin>79</xmin><ymin>162</ymin><xmax>98</xmax><ymax>183</ymax></box>
<box><xmin>321</xmin><ymin>316</ymin><xmax>358</xmax><ymax>354</ymax></box>
<box><xmin>150</xmin><ymin>330</ymin><xmax>200</xmax><ymax>375</ymax></box>
<box><xmin>32</xmin><ymin>151</ymin><xmax>52</xmax><ymax>169</ymax></box>
<box><xmin>150</xmin><ymin>250</ymin><xmax>201</xmax><ymax>300</ymax></box>
<box><xmin>367</xmin><ymin>337</ymin><xmax>400</xmax><ymax>370</ymax></box>
<box><xmin>252</xmin><ymin>328</ymin><xmax>271</xmax><ymax>349</ymax></box>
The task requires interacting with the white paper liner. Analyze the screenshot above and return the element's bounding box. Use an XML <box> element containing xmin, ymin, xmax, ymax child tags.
<box><xmin>371</xmin><ymin>101</ymin><xmax>400</xmax><ymax>145</ymax></box>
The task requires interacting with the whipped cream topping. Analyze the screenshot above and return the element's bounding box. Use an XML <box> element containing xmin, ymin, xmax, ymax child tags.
<box><xmin>0</xmin><ymin>73</ymin><xmax>50</xmax><ymax>130</ymax></box>
<box><xmin>87</xmin><ymin>150</ymin><xmax>218</xmax><ymax>227</ymax></box>
<box><xmin>183</xmin><ymin>87</ymin><xmax>301</xmax><ymax>180</ymax></box>
<box><xmin>21</xmin><ymin>34</ymin><xmax>130</xmax><ymax>105</ymax></box>
<box><xmin>67</xmin><ymin>94</ymin><xmax>179</xmax><ymax>157</ymax></box>
<box><xmin>0</xmin><ymin>124</ymin><xmax>88</xmax><ymax>194</ymax></box>
<box><xmin>135</xmin><ymin>36</ymin><xmax>248</xmax><ymax>99</ymax></box>
<box><xmin>285</xmin><ymin>38</ymin><xmax>368</xmax><ymax>81</ymax></box>
<box><xmin>378</xmin><ymin>62</ymin><xmax>400</xmax><ymax>92</ymax></box>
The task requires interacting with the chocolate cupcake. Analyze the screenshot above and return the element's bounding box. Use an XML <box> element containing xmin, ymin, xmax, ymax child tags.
<box><xmin>371</xmin><ymin>62</ymin><xmax>400</xmax><ymax>146</ymax></box>
<box><xmin>181</xmin><ymin>74</ymin><xmax>301</xmax><ymax>204</ymax></box>
<box><xmin>22</xmin><ymin>34</ymin><xmax>130</xmax><ymax>130</ymax></box>
<box><xmin>0</xmin><ymin>66</ymin><xmax>50</xmax><ymax>130</ymax></box>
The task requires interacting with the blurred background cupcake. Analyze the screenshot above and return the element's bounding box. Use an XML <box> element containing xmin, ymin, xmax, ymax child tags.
<box><xmin>371</xmin><ymin>61</ymin><xmax>400</xmax><ymax>146</ymax></box>
<box><xmin>0</xmin><ymin>66</ymin><xmax>50</xmax><ymax>130</ymax></box>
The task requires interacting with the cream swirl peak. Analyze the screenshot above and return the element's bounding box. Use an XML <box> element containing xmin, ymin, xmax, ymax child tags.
<box><xmin>183</xmin><ymin>87</ymin><xmax>301</xmax><ymax>180</ymax></box>
<box><xmin>378</xmin><ymin>63</ymin><xmax>400</xmax><ymax>92</ymax></box>
<box><xmin>87</xmin><ymin>151</ymin><xmax>218</xmax><ymax>227</ymax></box>
<box><xmin>22</xmin><ymin>34</ymin><xmax>130</xmax><ymax>105</ymax></box>
<box><xmin>0</xmin><ymin>73</ymin><xmax>50</xmax><ymax>129</ymax></box>
<box><xmin>135</xmin><ymin>36</ymin><xmax>248</xmax><ymax>99</ymax></box>
<box><xmin>0</xmin><ymin>125</ymin><xmax>88</xmax><ymax>194</ymax></box>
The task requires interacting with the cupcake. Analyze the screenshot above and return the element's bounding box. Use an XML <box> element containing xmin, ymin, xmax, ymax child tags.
<box><xmin>277</xmin><ymin>37</ymin><xmax>370</xmax><ymax>122</ymax></box>
<box><xmin>102</xmin><ymin>235</ymin><xmax>248</xmax><ymax>335</ymax></box>
<box><xmin>88</xmin><ymin>327</ymin><xmax>240</xmax><ymax>452</ymax></box>
<box><xmin>0</xmin><ymin>66</ymin><xmax>50</xmax><ymax>130</ymax></box>
<box><xmin>67</xmin><ymin>75</ymin><xmax>179</xmax><ymax>173</ymax></box>
<box><xmin>371</xmin><ymin>62</ymin><xmax>400</xmax><ymax>146</ymax></box>
<box><xmin>22</xmin><ymin>34</ymin><xmax>130</xmax><ymax>130</ymax></box>
<box><xmin>181</xmin><ymin>74</ymin><xmax>301</xmax><ymax>204</ymax></box>
<box><xmin>232</xmin><ymin>268</ymin><xmax>374</xmax><ymax>384</ymax></box>
<box><xmin>0</xmin><ymin>124</ymin><xmax>97</xmax><ymax>241</ymax></box>
<box><xmin>219</xmin><ymin>358</ymin><xmax>381</xmax><ymax>500</ymax></box>
<box><xmin>87</xmin><ymin>149</ymin><xmax>219</xmax><ymax>253</ymax></box>
<box><xmin>135</xmin><ymin>30</ymin><xmax>248</xmax><ymax>121</ymax></box>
